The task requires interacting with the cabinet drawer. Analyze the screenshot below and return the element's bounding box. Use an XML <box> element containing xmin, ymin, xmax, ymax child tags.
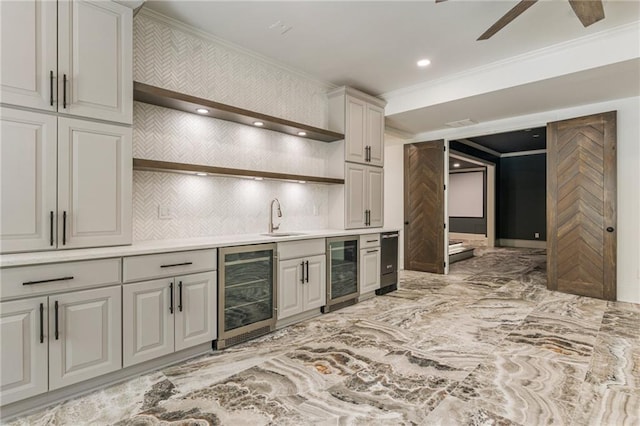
<box><xmin>0</xmin><ymin>258</ymin><xmax>121</xmax><ymax>301</ymax></box>
<box><xmin>359</xmin><ymin>233</ymin><xmax>380</xmax><ymax>249</ymax></box>
<box><xmin>123</xmin><ymin>249</ymin><xmax>217</xmax><ymax>283</ymax></box>
<box><xmin>278</xmin><ymin>239</ymin><xmax>325</xmax><ymax>261</ymax></box>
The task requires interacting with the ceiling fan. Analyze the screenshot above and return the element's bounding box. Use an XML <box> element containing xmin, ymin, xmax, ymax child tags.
<box><xmin>437</xmin><ymin>0</ymin><xmax>605</xmax><ymax>40</ymax></box>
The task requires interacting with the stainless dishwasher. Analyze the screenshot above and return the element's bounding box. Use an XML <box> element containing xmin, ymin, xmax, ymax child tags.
<box><xmin>216</xmin><ymin>243</ymin><xmax>277</xmax><ymax>349</ymax></box>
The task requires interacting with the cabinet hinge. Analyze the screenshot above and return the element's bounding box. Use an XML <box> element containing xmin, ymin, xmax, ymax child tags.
<box><xmin>444</xmin><ymin>261</ymin><xmax>447</xmax><ymax>268</ymax></box>
<box><xmin>444</xmin><ymin>223</ymin><xmax>446</xmax><ymax>229</ymax></box>
<box><xmin>444</xmin><ymin>184</ymin><xmax>446</xmax><ymax>190</ymax></box>
<box><xmin>444</xmin><ymin>146</ymin><xmax>447</xmax><ymax>152</ymax></box>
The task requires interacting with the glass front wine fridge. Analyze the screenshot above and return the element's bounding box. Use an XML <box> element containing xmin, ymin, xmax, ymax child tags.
<box><xmin>322</xmin><ymin>236</ymin><xmax>359</xmax><ymax>313</ymax></box>
<box><xmin>216</xmin><ymin>243</ymin><xmax>277</xmax><ymax>349</ymax></box>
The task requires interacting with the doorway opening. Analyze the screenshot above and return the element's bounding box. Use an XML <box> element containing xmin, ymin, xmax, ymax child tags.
<box><xmin>446</xmin><ymin>126</ymin><xmax>547</xmax><ymax>267</ymax></box>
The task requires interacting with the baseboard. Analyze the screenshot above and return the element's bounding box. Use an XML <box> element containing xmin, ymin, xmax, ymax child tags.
<box><xmin>275</xmin><ymin>308</ymin><xmax>323</xmax><ymax>329</ymax></box>
<box><xmin>0</xmin><ymin>342</ymin><xmax>213</xmax><ymax>421</ymax></box>
<box><xmin>497</xmin><ymin>239</ymin><xmax>546</xmax><ymax>249</ymax></box>
<box><xmin>449</xmin><ymin>232</ymin><xmax>487</xmax><ymax>241</ymax></box>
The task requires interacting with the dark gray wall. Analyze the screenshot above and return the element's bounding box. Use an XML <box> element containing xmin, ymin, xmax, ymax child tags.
<box><xmin>497</xmin><ymin>154</ymin><xmax>546</xmax><ymax>241</ymax></box>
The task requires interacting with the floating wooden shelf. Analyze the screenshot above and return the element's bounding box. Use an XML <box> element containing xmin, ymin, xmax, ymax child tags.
<box><xmin>134</xmin><ymin>159</ymin><xmax>345</xmax><ymax>185</ymax></box>
<box><xmin>133</xmin><ymin>82</ymin><xmax>345</xmax><ymax>143</ymax></box>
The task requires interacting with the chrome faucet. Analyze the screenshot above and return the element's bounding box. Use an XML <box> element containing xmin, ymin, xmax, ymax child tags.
<box><xmin>269</xmin><ymin>198</ymin><xmax>282</xmax><ymax>233</ymax></box>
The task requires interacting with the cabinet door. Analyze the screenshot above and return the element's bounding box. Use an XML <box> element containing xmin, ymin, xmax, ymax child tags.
<box><xmin>0</xmin><ymin>108</ymin><xmax>57</xmax><ymax>253</ymax></box>
<box><xmin>58</xmin><ymin>0</ymin><xmax>132</xmax><ymax>124</ymax></box>
<box><xmin>57</xmin><ymin>117</ymin><xmax>132</xmax><ymax>249</ymax></box>
<box><xmin>360</xmin><ymin>248</ymin><xmax>381</xmax><ymax>294</ymax></box>
<box><xmin>123</xmin><ymin>279</ymin><xmax>174</xmax><ymax>367</ymax></box>
<box><xmin>303</xmin><ymin>255</ymin><xmax>326</xmax><ymax>311</ymax></box>
<box><xmin>345</xmin><ymin>96</ymin><xmax>366</xmax><ymax>164</ymax></box>
<box><xmin>175</xmin><ymin>272</ymin><xmax>217</xmax><ymax>351</ymax></box>
<box><xmin>277</xmin><ymin>258</ymin><xmax>303</xmax><ymax>320</ymax></box>
<box><xmin>345</xmin><ymin>163</ymin><xmax>366</xmax><ymax>229</ymax></box>
<box><xmin>367</xmin><ymin>104</ymin><xmax>385</xmax><ymax>167</ymax></box>
<box><xmin>0</xmin><ymin>0</ymin><xmax>57</xmax><ymax>111</ymax></box>
<box><xmin>49</xmin><ymin>285</ymin><xmax>121</xmax><ymax>390</ymax></box>
<box><xmin>367</xmin><ymin>167</ymin><xmax>384</xmax><ymax>228</ymax></box>
<box><xmin>0</xmin><ymin>297</ymin><xmax>48</xmax><ymax>405</ymax></box>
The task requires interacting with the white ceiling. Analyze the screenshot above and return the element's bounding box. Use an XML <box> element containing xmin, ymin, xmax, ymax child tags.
<box><xmin>145</xmin><ymin>0</ymin><xmax>640</xmax><ymax>134</ymax></box>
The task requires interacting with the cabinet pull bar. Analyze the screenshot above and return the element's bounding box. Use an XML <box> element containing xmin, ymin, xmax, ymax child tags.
<box><xmin>54</xmin><ymin>301</ymin><xmax>59</xmax><ymax>340</ymax></box>
<box><xmin>300</xmin><ymin>261</ymin><xmax>305</xmax><ymax>284</ymax></box>
<box><xmin>50</xmin><ymin>211</ymin><xmax>54</xmax><ymax>246</ymax></box>
<box><xmin>178</xmin><ymin>281</ymin><xmax>183</xmax><ymax>312</ymax></box>
<box><xmin>169</xmin><ymin>282</ymin><xmax>174</xmax><ymax>314</ymax></box>
<box><xmin>305</xmin><ymin>260</ymin><xmax>309</xmax><ymax>283</ymax></box>
<box><xmin>367</xmin><ymin>249</ymin><xmax>379</xmax><ymax>253</ymax></box>
<box><xmin>160</xmin><ymin>262</ymin><xmax>193</xmax><ymax>268</ymax></box>
<box><xmin>39</xmin><ymin>303</ymin><xmax>44</xmax><ymax>343</ymax></box>
<box><xmin>23</xmin><ymin>276</ymin><xmax>74</xmax><ymax>286</ymax></box>
<box><xmin>62</xmin><ymin>74</ymin><xmax>67</xmax><ymax>108</ymax></box>
<box><xmin>366</xmin><ymin>239</ymin><xmax>377</xmax><ymax>243</ymax></box>
<box><xmin>49</xmin><ymin>71</ymin><xmax>54</xmax><ymax>106</ymax></box>
<box><xmin>62</xmin><ymin>211</ymin><xmax>67</xmax><ymax>245</ymax></box>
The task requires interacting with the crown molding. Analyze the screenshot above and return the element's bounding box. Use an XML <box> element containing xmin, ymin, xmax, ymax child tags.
<box><xmin>137</xmin><ymin>8</ymin><xmax>337</xmax><ymax>92</ymax></box>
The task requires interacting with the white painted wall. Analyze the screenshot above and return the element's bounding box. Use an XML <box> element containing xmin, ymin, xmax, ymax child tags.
<box><xmin>385</xmin><ymin>96</ymin><xmax>640</xmax><ymax>303</ymax></box>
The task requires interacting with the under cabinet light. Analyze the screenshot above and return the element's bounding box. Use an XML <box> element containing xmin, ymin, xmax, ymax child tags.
<box><xmin>253</xmin><ymin>121</ymin><xmax>264</xmax><ymax>127</ymax></box>
<box><xmin>453</xmin><ymin>163</ymin><xmax>461</xmax><ymax>168</ymax></box>
<box><xmin>254</xmin><ymin>177</ymin><xmax>264</xmax><ymax>181</ymax></box>
<box><xmin>298</xmin><ymin>180</ymin><xmax>306</xmax><ymax>184</ymax></box>
<box><xmin>297</xmin><ymin>131</ymin><xmax>307</xmax><ymax>136</ymax></box>
<box><xmin>196</xmin><ymin>108</ymin><xmax>209</xmax><ymax>114</ymax></box>
<box><xmin>196</xmin><ymin>172</ymin><xmax>207</xmax><ymax>176</ymax></box>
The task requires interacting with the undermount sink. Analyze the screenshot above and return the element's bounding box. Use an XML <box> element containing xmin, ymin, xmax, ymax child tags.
<box><xmin>261</xmin><ymin>232</ymin><xmax>306</xmax><ymax>237</ymax></box>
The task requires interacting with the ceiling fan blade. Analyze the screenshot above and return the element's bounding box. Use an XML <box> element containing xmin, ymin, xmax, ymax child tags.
<box><xmin>478</xmin><ymin>0</ymin><xmax>538</xmax><ymax>41</ymax></box>
<box><xmin>568</xmin><ymin>0</ymin><xmax>605</xmax><ymax>27</ymax></box>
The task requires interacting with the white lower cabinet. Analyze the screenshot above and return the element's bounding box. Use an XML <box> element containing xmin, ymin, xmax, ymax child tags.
<box><xmin>0</xmin><ymin>297</ymin><xmax>48</xmax><ymax>405</ymax></box>
<box><xmin>123</xmin><ymin>271</ymin><xmax>216</xmax><ymax>367</ymax></box>
<box><xmin>359</xmin><ymin>235</ymin><xmax>381</xmax><ymax>294</ymax></box>
<box><xmin>277</xmin><ymin>254</ymin><xmax>326</xmax><ymax>320</ymax></box>
<box><xmin>48</xmin><ymin>286</ymin><xmax>121</xmax><ymax>390</ymax></box>
<box><xmin>0</xmin><ymin>285</ymin><xmax>121</xmax><ymax>404</ymax></box>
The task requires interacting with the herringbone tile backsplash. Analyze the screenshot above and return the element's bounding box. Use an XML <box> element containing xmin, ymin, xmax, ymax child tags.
<box><xmin>132</xmin><ymin>12</ymin><xmax>337</xmax><ymax>241</ymax></box>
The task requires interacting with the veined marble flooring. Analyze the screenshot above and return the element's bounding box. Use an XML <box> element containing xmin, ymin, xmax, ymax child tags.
<box><xmin>6</xmin><ymin>248</ymin><xmax>640</xmax><ymax>425</ymax></box>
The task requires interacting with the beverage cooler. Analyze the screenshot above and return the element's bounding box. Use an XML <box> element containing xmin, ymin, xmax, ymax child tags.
<box><xmin>216</xmin><ymin>243</ymin><xmax>276</xmax><ymax>349</ymax></box>
<box><xmin>322</xmin><ymin>236</ymin><xmax>359</xmax><ymax>313</ymax></box>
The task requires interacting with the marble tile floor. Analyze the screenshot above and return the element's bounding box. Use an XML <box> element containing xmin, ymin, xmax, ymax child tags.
<box><xmin>6</xmin><ymin>248</ymin><xmax>639</xmax><ymax>426</ymax></box>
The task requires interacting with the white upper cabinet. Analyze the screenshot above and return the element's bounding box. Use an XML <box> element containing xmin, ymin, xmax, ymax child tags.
<box><xmin>0</xmin><ymin>0</ymin><xmax>132</xmax><ymax>124</ymax></box>
<box><xmin>57</xmin><ymin>117</ymin><xmax>132</xmax><ymax>249</ymax></box>
<box><xmin>328</xmin><ymin>87</ymin><xmax>386</xmax><ymax>167</ymax></box>
<box><xmin>0</xmin><ymin>0</ymin><xmax>57</xmax><ymax>111</ymax></box>
<box><xmin>58</xmin><ymin>0</ymin><xmax>133</xmax><ymax>124</ymax></box>
<box><xmin>0</xmin><ymin>109</ymin><xmax>58</xmax><ymax>253</ymax></box>
<box><xmin>345</xmin><ymin>163</ymin><xmax>384</xmax><ymax>229</ymax></box>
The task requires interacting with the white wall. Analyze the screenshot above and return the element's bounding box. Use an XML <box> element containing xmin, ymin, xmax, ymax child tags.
<box><xmin>385</xmin><ymin>96</ymin><xmax>640</xmax><ymax>303</ymax></box>
<box><xmin>132</xmin><ymin>10</ymin><xmax>337</xmax><ymax>240</ymax></box>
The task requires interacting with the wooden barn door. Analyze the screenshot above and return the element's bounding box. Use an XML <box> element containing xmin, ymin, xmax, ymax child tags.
<box><xmin>404</xmin><ymin>140</ymin><xmax>445</xmax><ymax>274</ymax></box>
<box><xmin>547</xmin><ymin>111</ymin><xmax>617</xmax><ymax>300</ymax></box>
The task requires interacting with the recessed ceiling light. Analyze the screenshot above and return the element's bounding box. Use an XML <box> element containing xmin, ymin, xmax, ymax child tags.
<box><xmin>453</xmin><ymin>163</ymin><xmax>461</xmax><ymax>168</ymax></box>
<box><xmin>195</xmin><ymin>172</ymin><xmax>207</xmax><ymax>176</ymax></box>
<box><xmin>297</xmin><ymin>131</ymin><xmax>307</xmax><ymax>136</ymax></box>
<box><xmin>532</xmin><ymin>134</ymin><xmax>540</xmax><ymax>138</ymax></box>
<box><xmin>417</xmin><ymin>59</ymin><xmax>431</xmax><ymax>67</ymax></box>
<box><xmin>195</xmin><ymin>108</ymin><xmax>209</xmax><ymax>114</ymax></box>
<box><xmin>253</xmin><ymin>121</ymin><xmax>264</xmax><ymax>127</ymax></box>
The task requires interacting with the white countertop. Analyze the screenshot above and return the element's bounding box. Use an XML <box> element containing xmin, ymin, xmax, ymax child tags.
<box><xmin>0</xmin><ymin>228</ymin><xmax>400</xmax><ymax>267</ymax></box>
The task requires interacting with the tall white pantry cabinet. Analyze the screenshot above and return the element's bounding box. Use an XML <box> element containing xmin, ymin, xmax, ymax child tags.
<box><xmin>0</xmin><ymin>0</ymin><xmax>134</xmax><ymax>408</ymax></box>
<box><xmin>0</xmin><ymin>0</ymin><xmax>133</xmax><ymax>253</ymax></box>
